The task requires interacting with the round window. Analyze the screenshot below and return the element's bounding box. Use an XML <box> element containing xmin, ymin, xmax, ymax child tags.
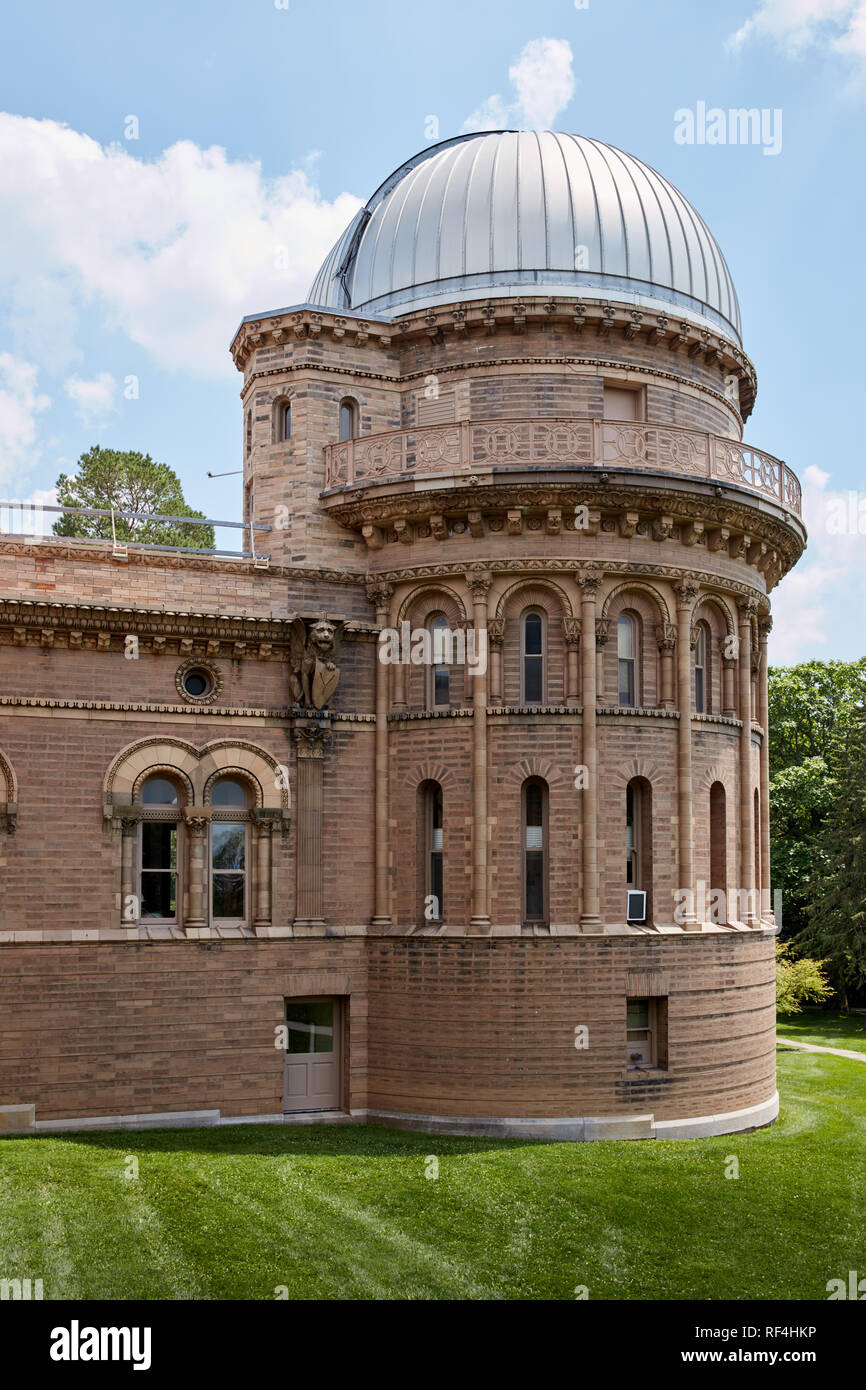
<box><xmin>183</xmin><ymin>669</ymin><xmax>211</xmax><ymax>698</ymax></box>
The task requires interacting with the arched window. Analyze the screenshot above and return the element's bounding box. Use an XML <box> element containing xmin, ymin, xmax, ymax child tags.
<box><xmin>618</xmin><ymin>613</ymin><xmax>637</xmax><ymax>707</ymax></box>
<box><xmin>245</xmin><ymin>409</ymin><xmax>252</xmax><ymax>458</ymax></box>
<box><xmin>282</xmin><ymin>401</ymin><xmax>292</xmax><ymax>442</ymax></box>
<box><xmin>427</xmin><ymin>615</ymin><xmax>451</xmax><ymax>709</ymax></box>
<box><xmin>521</xmin><ymin>610</ymin><xmax>544</xmax><ymax>706</ymax></box>
<box><xmin>625</xmin><ymin>776</ymin><xmax>653</xmax><ymax>923</ymax></box>
<box><xmin>339</xmin><ymin>398</ymin><xmax>358</xmax><ymax>442</ymax></box>
<box><xmin>695</xmin><ymin>621</ymin><xmax>709</xmax><ymax>713</ymax></box>
<box><xmin>137</xmin><ymin>774</ymin><xmax>183</xmax><ymax>922</ymax></box>
<box><xmin>427</xmin><ymin>782</ymin><xmax>444</xmax><ymax>921</ymax></box>
<box><xmin>522</xmin><ymin>778</ymin><xmax>548</xmax><ymax>924</ymax></box>
<box><xmin>208</xmin><ymin>777</ymin><xmax>252</xmax><ymax>925</ymax></box>
<box><xmin>709</xmin><ymin>781</ymin><xmax>727</xmax><ymax>923</ymax></box>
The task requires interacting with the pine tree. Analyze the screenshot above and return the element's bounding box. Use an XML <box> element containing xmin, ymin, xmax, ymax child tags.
<box><xmin>54</xmin><ymin>446</ymin><xmax>215</xmax><ymax>550</ymax></box>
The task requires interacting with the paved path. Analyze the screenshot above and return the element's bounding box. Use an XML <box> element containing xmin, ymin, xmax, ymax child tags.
<box><xmin>777</xmin><ymin>1037</ymin><xmax>866</xmax><ymax>1063</ymax></box>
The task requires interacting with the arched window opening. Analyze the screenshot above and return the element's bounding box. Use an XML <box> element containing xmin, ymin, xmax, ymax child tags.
<box><xmin>137</xmin><ymin>774</ymin><xmax>183</xmax><ymax>921</ymax></box>
<box><xmin>428</xmin><ymin>615</ymin><xmax>451</xmax><ymax>709</ymax></box>
<box><xmin>695</xmin><ymin>621</ymin><xmax>709</xmax><ymax>713</ymax></box>
<box><xmin>282</xmin><ymin>401</ymin><xmax>291</xmax><ymax>442</ymax></box>
<box><xmin>428</xmin><ymin>782</ymin><xmax>443</xmax><ymax>920</ymax></box>
<box><xmin>245</xmin><ymin>409</ymin><xmax>252</xmax><ymax>458</ymax></box>
<box><xmin>625</xmin><ymin>776</ymin><xmax>653</xmax><ymax>923</ymax></box>
<box><xmin>618</xmin><ymin>613</ymin><xmax>637</xmax><ymax>707</ymax></box>
<box><xmin>339</xmin><ymin>398</ymin><xmax>358</xmax><ymax>442</ymax></box>
<box><xmin>209</xmin><ymin>776</ymin><xmax>252</xmax><ymax>925</ymax></box>
<box><xmin>522</xmin><ymin>778</ymin><xmax>548</xmax><ymax>924</ymax></box>
<box><xmin>709</xmin><ymin>781</ymin><xmax>727</xmax><ymax>924</ymax></box>
<box><xmin>521</xmin><ymin>610</ymin><xmax>544</xmax><ymax>706</ymax></box>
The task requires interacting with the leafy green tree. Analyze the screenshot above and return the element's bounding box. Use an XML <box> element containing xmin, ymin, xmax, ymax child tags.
<box><xmin>775</xmin><ymin>941</ymin><xmax>832</xmax><ymax>1016</ymax></box>
<box><xmin>798</xmin><ymin>704</ymin><xmax>866</xmax><ymax>1014</ymax></box>
<box><xmin>768</xmin><ymin>659</ymin><xmax>866</xmax><ymax>937</ymax></box>
<box><xmin>53</xmin><ymin>447</ymin><xmax>214</xmax><ymax>549</ymax></box>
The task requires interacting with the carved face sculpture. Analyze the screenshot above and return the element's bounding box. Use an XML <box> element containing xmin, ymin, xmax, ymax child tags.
<box><xmin>308</xmin><ymin>620</ymin><xmax>337</xmax><ymax>658</ymax></box>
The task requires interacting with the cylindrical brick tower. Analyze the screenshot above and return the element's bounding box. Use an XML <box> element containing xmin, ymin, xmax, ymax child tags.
<box><xmin>231</xmin><ymin>131</ymin><xmax>805</xmax><ymax>1140</ymax></box>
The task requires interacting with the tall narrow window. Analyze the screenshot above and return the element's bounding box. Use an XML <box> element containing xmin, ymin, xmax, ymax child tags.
<box><xmin>695</xmin><ymin>621</ymin><xmax>708</xmax><ymax>713</ymax></box>
<box><xmin>138</xmin><ymin>775</ymin><xmax>181</xmax><ymax>922</ymax></box>
<box><xmin>245</xmin><ymin>409</ymin><xmax>252</xmax><ymax>458</ymax></box>
<box><xmin>522</xmin><ymin>611</ymin><xmax>544</xmax><ymax>705</ymax></box>
<box><xmin>523</xmin><ymin>778</ymin><xmax>547</xmax><ymax>924</ymax></box>
<box><xmin>709</xmin><ymin>781</ymin><xmax>727</xmax><ymax>923</ymax></box>
<box><xmin>618</xmin><ymin>614</ymin><xmax>637</xmax><ymax>707</ymax></box>
<box><xmin>626</xmin><ymin>997</ymin><xmax>668</xmax><ymax>1069</ymax></box>
<box><xmin>428</xmin><ymin>615</ymin><xmax>450</xmax><ymax>709</ymax></box>
<box><xmin>428</xmin><ymin>782</ymin><xmax>443</xmax><ymax>920</ymax></box>
<box><xmin>626</xmin><ymin>782</ymin><xmax>638</xmax><ymax>887</ymax></box>
<box><xmin>282</xmin><ymin>401</ymin><xmax>292</xmax><ymax>441</ymax></box>
<box><xmin>209</xmin><ymin>777</ymin><xmax>250</xmax><ymax>924</ymax></box>
<box><xmin>339</xmin><ymin>398</ymin><xmax>358</xmax><ymax>442</ymax></box>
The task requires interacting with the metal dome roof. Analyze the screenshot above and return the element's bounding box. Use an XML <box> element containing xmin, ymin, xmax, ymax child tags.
<box><xmin>308</xmin><ymin>131</ymin><xmax>741</xmax><ymax>340</ymax></box>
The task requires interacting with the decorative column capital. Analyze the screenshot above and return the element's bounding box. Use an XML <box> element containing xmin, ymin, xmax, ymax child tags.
<box><xmin>655</xmin><ymin>621</ymin><xmax>677</xmax><ymax>653</ymax></box>
<box><xmin>464</xmin><ymin>565</ymin><xmax>493</xmax><ymax>603</ymax></box>
<box><xmin>577</xmin><ymin>565</ymin><xmax>604</xmax><ymax>598</ymax></box>
<box><xmin>562</xmin><ymin>616</ymin><xmax>581</xmax><ymax>647</ymax></box>
<box><xmin>487</xmin><ymin>616</ymin><xmax>506</xmax><ymax>647</ymax></box>
<box><xmin>366</xmin><ymin>578</ymin><xmax>393</xmax><ymax>612</ymax></box>
<box><xmin>757</xmin><ymin>614</ymin><xmax>773</xmax><ymax>642</ymax></box>
<box><xmin>737</xmin><ymin>597</ymin><xmax>759</xmax><ymax>623</ymax></box>
<box><xmin>292</xmin><ymin>725</ymin><xmax>332</xmax><ymax>759</ymax></box>
<box><xmin>673</xmin><ymin>575</ymin><xmax>701</xmax><ymax>608</ymax></box>
<box><xmin>182</xmin><ymin>808</ymin><xmax>211</xmax><ymax>836</ymax></box>
<box><xmin>595</xmin><ymin>617</ymin><xmax>612</xmax><ymax>646</ymax></box>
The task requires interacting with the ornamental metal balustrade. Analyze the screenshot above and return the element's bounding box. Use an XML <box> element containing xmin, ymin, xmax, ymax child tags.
<box><xmin>323</xmin><ymin>418</ymin><xmax>802</xmax><ymax>517</ymax></box>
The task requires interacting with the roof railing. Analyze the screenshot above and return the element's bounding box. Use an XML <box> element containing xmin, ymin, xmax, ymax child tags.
<box><xmin>0</xmin><ymin>501</ymin><xmax>272</xmax><ymax>562</ymax></box>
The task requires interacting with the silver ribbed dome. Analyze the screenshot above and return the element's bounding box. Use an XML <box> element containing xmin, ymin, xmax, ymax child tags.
<box><xmin>308</xmin><ymin>131</ymin><xmax>741</xmax><ymax>340</ymax></box>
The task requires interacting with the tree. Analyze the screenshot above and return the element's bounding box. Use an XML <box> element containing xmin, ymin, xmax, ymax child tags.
<box><xmin>53</xmin><ymin>447</ymin><xmax>214</xmax><ymax>549</ymax></box>
<box><xmin>768</xmin><ymin>659</ymin><xmax>866</xmax><ymax>937</ymax></box>
<box><xmin>798</xmin><ymin>702</ymin><xmax>866</xmax><ymax>1015</ymax></box>
<box><xmin>775</xmin><ymin>941</ymin><xmax>832</xmax><ymax>1016</ymax></box>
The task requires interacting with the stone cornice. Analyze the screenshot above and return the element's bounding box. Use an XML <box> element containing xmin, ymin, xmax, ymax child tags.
<box><xmin>231</xmin><ymin>295</ymin><xmax>756</xmax><ymax>418</ymax></box>
<box><xmin>0</xmin><ymin>599</ymin><xmax>377</xmax><ymax>649</ymax></box>
<box><xmin>0</xmin><ymin>694</ymin><xmax>377</xmax><ymax>721</ymax></box>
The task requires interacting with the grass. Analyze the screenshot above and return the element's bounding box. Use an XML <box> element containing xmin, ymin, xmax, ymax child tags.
<box><xmin>1</xmin><ymin>1049</ymin><xmax>864</xmax><ymax>1301</ymax></box>
<box><xmin>777</xmin><ymin>1008</ymin><xmax>866</xmax><ymax>1054</ymax></box>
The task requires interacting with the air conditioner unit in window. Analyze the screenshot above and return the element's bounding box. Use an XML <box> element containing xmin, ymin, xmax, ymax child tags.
<box><xmin>626</xmin><ymin>890</ymin><xmax>647</xmax><ymax>924</ymax></box>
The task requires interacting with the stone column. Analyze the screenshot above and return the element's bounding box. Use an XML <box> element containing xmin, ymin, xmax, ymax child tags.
<box><xmin>183</xmin><ymin>810</ymin><xmax>209</xmax><ymax>933</ymax></box>
<box><xmin>466</xmin><ymin>566</ymin><xmax>492</xmax><ymax>932</ymax></box>
<box><xmin>737</xmin><ymin>600</ymin><xmax>758</xmax><ymax>926</ymax></box>
<box><xmin>563</xmin><ymin>617</ymin><xmax>581</xmax><ymax>708</ymax></box>
<box><xmin>578</xmin><ymin>568</ymin><xmax>603</xmax><ymax>929</ymax></box>
<box><xmin>758</xmin><ymin>614</ymin><xmax>773</xmax><ymax>923</ymax></box>
<box><xmin>595</xmin><ymin>618</ymin><xmax>611</xmax><ymax>707</ymax></box>
<box><xmin>674</xmin><ymin>579</ymin><xmax>700</xmax><ymax>929</ymax></box>
<box><xmin>368</xmin><ymin>580</ymin><xmax>393</xmax><ymax>928</ymax></box>
<box><xmin>120</xmin><ymin>816</ymin><xmax>138</xmax><ymax>926</ymax></box>
<box><xmin>655</xmin><ymin>623</ymin><xmax>676</xmax><ymax>710</ymax></box>
<box><xmin>292</xmin><ymin>725</ymin><xmax>331</xmax><ymax>933</ymax></box>
<box><xmin>253</xmin><ymin>816</ymin><xmax>274</xmax><ymax>931</ymax></box>
<box><xmin>488</xmin><ymin>618</ymin><xmax>505</xmax><ymax>705</ymax></box>
<box><xmin>722</xmin><ymin>650</ymin><xmax>737</xmax><ymax>717</ymax></box>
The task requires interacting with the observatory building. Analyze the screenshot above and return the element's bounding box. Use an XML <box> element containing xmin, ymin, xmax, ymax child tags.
<box><xmin>0</xmin><ymin>132</ymin><xmax>804</xmax><ymax>1139</ymax></box>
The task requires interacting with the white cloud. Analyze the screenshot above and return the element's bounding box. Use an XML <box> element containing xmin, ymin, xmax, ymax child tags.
<box><xmin>0</xmin><ymin>114</ymin><xmax>364</xmax><ymax>380</ymax></box>
<box><xmin>0</xmin><ymin>354</ymin><xmax>51</xmax><ymax>489</ymax></box>
<box><xmin>461</xmin><ymin>95</ymin><xmax>511</xmax><ymax>133</ymax></box>
<box><xmin>64</xmin><ymin>372</ymin><xmax>118</xmax><ymax>427</ymax></box>
<box><xmin>770</xmin><ymin>471</ymin><xmax>866</xmax><ymax>662</ymax></box>
<box><xmin>728</xmin><ymin>1</ymin><xmax>866</xmax><ymax>66</ymax></box>
<box><xmin>462</xmin><ymin>38</ymin><xmax>575</xmax><ymax>133</ymax></box>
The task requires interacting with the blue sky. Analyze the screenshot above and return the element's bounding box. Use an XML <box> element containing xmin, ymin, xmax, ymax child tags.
<box><xmin>1</xmin><ymin>0</ymin><xmax>865</xmax><ymax>662</ymax></box>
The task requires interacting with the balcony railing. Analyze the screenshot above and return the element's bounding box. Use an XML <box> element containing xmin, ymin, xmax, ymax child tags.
<box><xmin>323</xmin><ymin>417</ymin><xmax>802</xmax><ymax>517</ymax></box>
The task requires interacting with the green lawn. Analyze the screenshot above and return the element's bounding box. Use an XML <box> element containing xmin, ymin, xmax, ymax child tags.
<box><xmin>1</xmin><ymin>1050</ymin><xmax>864</xmax><ymax>1300</ymax></box>
<box><xmin>777</xmin><ymin>1009</ymin><xmax>866</xmax><ymax>1054</ymax></box>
